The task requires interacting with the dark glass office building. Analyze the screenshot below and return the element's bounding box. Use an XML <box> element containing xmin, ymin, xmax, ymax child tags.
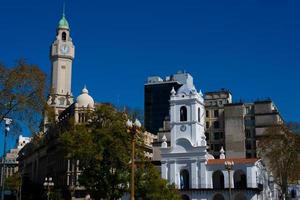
<box><xmin>144</xmin><ymin>81</ymin><xmax>182</xmax><ymax>134</ymax></box>
<box><xmin>144</xmin><ymin>71</ymin><xmax>193</xmax><ymax>134</ymax></box>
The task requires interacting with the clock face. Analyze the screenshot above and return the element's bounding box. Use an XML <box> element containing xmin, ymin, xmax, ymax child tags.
<box><xmin>180</xmin><ymin>125</ymin><xmax>186</xmax><ymax>132</ymax></box>
<box><xmin>60</xmin><ymin>44</ymin><xmax>69</xmax><ymax>54</ymax></box>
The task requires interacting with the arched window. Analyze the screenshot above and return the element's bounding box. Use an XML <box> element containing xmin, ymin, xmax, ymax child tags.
<box><xmin>181</xmin><ymin>195</ymin><xmax>190</xmax><ymax>200</ymax></box>
<box><xmin>180</xmin><ymin>169</ymin><xmax>189</xmax><ymax>189</ymax></box>
<box><xmin>213</xmin><ymin>194</ymin><xmax>225</xmax><ymax>200</ymax></box>
<box><xmin>62</xmin><ymin>32</ymin><xmax>67</xmax><ymax>41</ymax></box>
<box><xmin>234</xmin><ymin>170</ymin><xmax>247</xmax><ymax>189</ymax></box>
<box><xmin>212</xmin><ymin>170</ymin><xmax>224</xmax><ymax>189</ymax></box>
<box><xmin>291</xmin><ymin>189</ymin><xmax>296</xmax><ymax>198</ymax></box>
<box><xmin>198</xmin><ymin>108</ymin><xmax>201</xmax><ymax>122</ymax></box>
<box><xmin>180</xmin><ymin>106</ymin><xmax>187</xmax><ymax>121</ymax></box>
<box><xmin>234</xmin><ymin>193</ymin><xmax>247</xmax><ymax>200</ymax></box>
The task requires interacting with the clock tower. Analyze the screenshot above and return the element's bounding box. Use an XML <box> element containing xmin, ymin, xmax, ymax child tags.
<box><xmin>169</xmin><ymin>81</ymin><xmax>206</xmax><ymax>147</ymax></box>
<box><xmin>48</xmin><ymin>13</ymin><xmax>75</xmax><ymax>113</ymax></box>
<box><xmin>160</xmin><ymin>79</ymin><xmax>209</xmax><ymax>189</ymax></box>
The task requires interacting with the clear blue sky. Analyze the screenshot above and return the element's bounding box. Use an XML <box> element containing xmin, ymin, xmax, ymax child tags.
<box><xmin>0</xmin><ymin>0</ymin><xmax>299</xmax><ymax>148</ymax></box>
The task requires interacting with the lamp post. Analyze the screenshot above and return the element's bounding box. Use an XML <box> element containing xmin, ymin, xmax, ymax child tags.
<box><xmin>225</xmin><ymin>161</ymin><xmax>234</xmax><ymax>200</ymax></box>
<box><xmin>43</xmin><ymin>177</ymin><xmax>54</xmax><ymax>200</ymax></box>
<box><xmin>1</xmin><ymin>118</ymin><xmax>12</xmax><ymax>200</ymax></box>
<box><xmin>126</xmin><ymin>119</ymin><xmax>141</xmax><ymax>200</ymax></box>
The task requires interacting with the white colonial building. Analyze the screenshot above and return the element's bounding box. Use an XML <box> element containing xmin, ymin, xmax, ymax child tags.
<box><xmin>160</xmin><ymin>82</ymin><xmax>277</xmax><ymax>200</ymax></box>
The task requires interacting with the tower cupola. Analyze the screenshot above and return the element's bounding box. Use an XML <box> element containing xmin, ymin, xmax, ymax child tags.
<box><xmin>58</xmin><ymin>14</ymin><xmax>70</xmax><ymax>30</ymax></box>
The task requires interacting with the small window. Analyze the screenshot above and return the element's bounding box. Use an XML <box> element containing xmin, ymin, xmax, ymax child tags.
<box><xmin>206</xmin><ymin>122</ymin><xmax>210</xmax><ymax>129</ymax></box>
<box><xmin>214</xmin><ymin>144</ymin><xmax>220</xmax><ymax>151</ymax></box>
<box><xmin>206</xmin><ymin>110</ymin><xmax>209</xmax><ymax>117</ymax></box>
<box><xmin>62</xmin><ymin>32</ymin><xmax>67</xmax><ymax>41</ymax></box>
<box><xmin>180</xmin><ymin>106</ymin><xmax>187</xmax><ymax>121</ymax></box>
<box><xmin>220</xmin><ymin>132</ymin><xmax>224</xmax><ymax>139</ymax></box>
<box><xmin>198</xmin><ymin>108</ymin><xmax>201</xmax><ymax>122</ymax></box>
<box><xmin>180</xmin><ymin>169</ymin><xmax>189</xmax><ymax>189</ymax></box>
<box><xmin>214</xmin><ymin>110</ymin><xmax>219</xmax><ymax>117</ymax></box>
<box><xmin>59</xmin><ymin>97</ymin><xmax>65</xmax><ymax>105</ymax></box>
<box><xmin>214</xmin><ymin>132</ymin><xmax>220</xmax><ymax>140</ymax></box>
<box><xmin>205</xmin><ymin>132</ymin><xmax>209</xmax><ymax>140</ymax></box>
<box><xmin>213</xmin><ymin>121</ymin><xmax>219</xmax><ymax>129</ymax></box>
<box><xmin>246</xmin><ymin>152</ymin><xmax>252</xmax><ymax>158</ymax></box>
<box><xmin>245</xmin><ymin>130</ymin><xmax>251</xmax><ymax>138</ymax></box>
<box><xmin>246</xmin><ymin>141</ymin><xmax>252</xmax><ymax>150</ymax></box>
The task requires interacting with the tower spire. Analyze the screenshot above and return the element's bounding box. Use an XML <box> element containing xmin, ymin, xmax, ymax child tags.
<box><xmin>62</xmin><ymin>1</ymin><xmax>66</xmax><ymax>17</ymax></box>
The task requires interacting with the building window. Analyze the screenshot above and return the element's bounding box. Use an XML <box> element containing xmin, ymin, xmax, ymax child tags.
<box><xmin>180</xmin><ymin>106</ymin><xmax>187</xmax><ymax>122</ymax></box>
<box><xmin>213</xmin><ymin>194</ymin><xmax>225</xmax><ymax>200</ymax></box>
<box><xmin>214</xmin><ymin>132</ymin><xmax>220</xmax><ymax>140</ymax></box>
<box><xmin>198</xmin><ymin>108</ymin><xmax>201</xmax><ymax>122</ymax></box>
<box><xmin>205</xmin><ymin>132</ymin><xmax>209</xmax><ymax>140</ymax></box>
<box><xmin>246</xmin><ymin>141</ymin><xmax>252</xmax><ymax>150</ymax></box>
<box><xmin>212</xmin><ymin>132</ymin><xmax>224</xmax><ymax>140</ymax></box>
<box><xmin>206</xmin><ymin>122</ymin><xmax>210</xmax><ymax>129</ymax></box>
<box><xmin>214</xmin><ymin>144</ymin><xmax>221</xmax><ymax>151</ymax></box>
<box><xmin>245</xmin><ymin>129</ymin><xmax>251</xmax><ymax>138</ymax></box>
<box><xmin>234</xmin><ymin>170</ymin><xmax>247</xmax><ymax>189</ymax></box>
<box><xmin>59</xmin><ymin>97</ymin><xmax>65</xmax><ymax>105</ymax></box>
<box><xmin>213</xmin><ymin>121</ymin><xmax>219</xmax><ymax>129</ymax></box>
<box><xmin>212</xmin><ymin>171</ymin><xmax>224</xmax><ymax>189</ymax></box>
<box><xmin>62</xmin><ymin>32</ymin><xmax>67</xmax><ymax>41</ymax></box>
<box><xmin>219</xmin><ymin>100</ymin><xmax>223</xmax><ymax>106</ymax></box>
<box><xmin>206</xmin><ymin>110</ymin><xmax>209</xmax><ymax>118</ymax></box>
<box><xmin>234</xmin><ymin>193</ymin><xmax>247</xmax><ymax>200</ymax></box>
<box><xmin>180</xmin><ymin>169</ymin><xmax>190</xmax><ymax>189</ymax></box>
<box><xmin>220</xmin><ymin>132</ymin><xmax>224</xmax><ymax>139</ymax></box>
<box><xmin>246</xmin><ymin>152</ymin><xmax>252</xmax><ymax>158</ymax></box>
<box><xmin>214</xmin><ymin>110</ymin><xmax>219</xmax><ymax>117</ymax></box>
<box><xmin>291</xmin><ymin>189</ymin><xmax>297</xmax><ymax>198</ymax></box>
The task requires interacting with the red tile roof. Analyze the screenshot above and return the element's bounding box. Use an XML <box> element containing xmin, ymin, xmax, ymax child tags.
<box><xmin>207</xmin><ymin>158</ymin><xmax>259</xmax><ymax>165</ymax></box>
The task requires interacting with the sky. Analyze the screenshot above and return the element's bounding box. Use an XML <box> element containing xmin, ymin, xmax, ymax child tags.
<box><xmin>0</xmin><ymin>0</ymin><xmax>300</xmax><ymax>150</ymax></box>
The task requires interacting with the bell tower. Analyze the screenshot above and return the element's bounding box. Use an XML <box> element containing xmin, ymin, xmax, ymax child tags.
<box><xmin>160</xmin><ymin>79</ymin><xmax>208</xmax><ymax>189</ymax></box>
<box><xmin>169</xmin><ymin>82</ymin><xmax>206</xmax><ymax>147</ymax></box>
<box><xmin>48</xmin><ymin>11</ymin><xmax>75</xmax><ymax>113</ymax></box>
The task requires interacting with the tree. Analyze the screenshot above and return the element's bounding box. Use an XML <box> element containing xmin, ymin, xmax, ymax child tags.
<box><xmin>258</xmin><ymin>123</ymin><xmax>300</xmax><ymax>200</ymax></box>
<box><xmin>60</xmin><ymin>104</ymin><xmax>181</xmax><ymax>200</ymax></box>
<box><xmin>135</xmin><ymin>163</ymin><xmax>181</xmax><ymax>200</ymax></box>
<box><xmin>0</xmin><ymin>59</ymin><xmax>47</xmax><ymax>133</ymax></box>
<box><xmin>5</xmin><ymin>173</ymin><xmax>21</xmax><ymax>200</ymax></box>
<box><xmin>60</xmin><ymin>104</ymin><xmax>131</xmax><ymax>200</ymax></box>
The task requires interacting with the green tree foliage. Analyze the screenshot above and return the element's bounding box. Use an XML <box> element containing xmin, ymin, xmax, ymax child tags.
<box><xmin>42</xmin><ymin>189</ymin><xmax>64</xmax><ymax>200</ymax></box>
<box><xmin>259</xmin><ymin>123</ymin><xmax>300</xmax><ymax>200</ymax></box>
<box><xmin>0</xmin><ymin>59</ymin><xmax>47</xmax><ymax>132</ymax></box>
<box><xmin>135</xmin><ymin>163</ymin><xmax>181</xmax><ymax>200</ymax></box>
<box><xmin>5</xmin><ymin>173</ymin><xmax>21</xmax><ymax>200</ymax></box>
<box><xmin>60</xmin><ymin>104</ymin><xmax>181</xmax><ymax>200</ymax></box>
<box><xmin>60</xmin><ymin>104</ymin><xmax>131</xmax><ymax>200</ymax></box>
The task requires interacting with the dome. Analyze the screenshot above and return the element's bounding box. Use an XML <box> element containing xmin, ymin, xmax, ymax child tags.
<box><xmin>177</xmin><ymin>83</ymin><xmax>197</xmax><ymax>95</ymax></box>
<box><xmin>58</xmin><ymin>15</ymin><xmax>69</xmax><ymax>30</ymax></box>
<box><xmin>76</xmin><ymin>86</ymin><xmax>94</xmax><ymax>108</ymax></box>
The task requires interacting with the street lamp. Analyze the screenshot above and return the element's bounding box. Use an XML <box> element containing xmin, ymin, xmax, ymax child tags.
<box><xmin>225</xmin><ymin>161</ymin><xmax>234</xmax><ymax>200</ymax></box>
<box><xmin>126</xmin><ymin>119</ymin><xmax>141</xmax><ymax>200</ymax></box>
<box><xmin>43</xmin><ymin>177</ymin><xmax>54</xmax><ymax>200</ymax></box>
<box><xmin>1</xmin><ymin>118</ymin><xmax>12</xmax><ymax>200</ymax></box>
